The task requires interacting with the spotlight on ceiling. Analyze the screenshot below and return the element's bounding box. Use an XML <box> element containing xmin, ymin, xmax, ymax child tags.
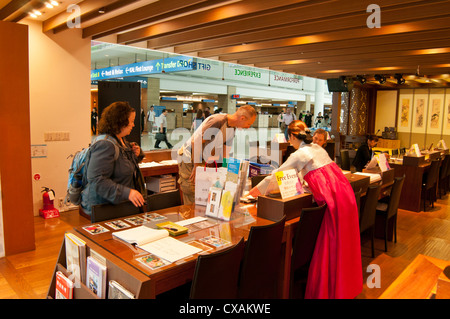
<box><xmin>356</xmin><ymin>75</ymin><xmax>366</xmax><ymax>84</ymax></box>
<box><xmin>394</xmin><ymin>73</ymin><xmax>406</xmax><ymax>85</ymax></box>
<box><xmin>374</xmin><ymin>74</ymin><xmax>386</xmax><ymax>84</ymax></box>
<box><xmin>98</xmin><ymin>7</ymin><xmax>106</xmax><ymax>14</ymax></box>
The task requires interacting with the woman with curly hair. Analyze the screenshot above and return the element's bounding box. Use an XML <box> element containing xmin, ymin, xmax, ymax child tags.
<box><xmin>81</xmin><ymin>101</ymin><xmax>146</xmax><ymax>216</ymax></box>
<box><xmin>249</xmin><ymin>120</ymin><xmax>362</xmax><ymax>299</ymax></box>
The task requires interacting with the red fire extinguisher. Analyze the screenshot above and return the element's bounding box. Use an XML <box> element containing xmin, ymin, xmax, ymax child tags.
<box><xmin>40</xmin><ymin>187</ymin><xmax>60</xmax><ymax>219</ymax></box>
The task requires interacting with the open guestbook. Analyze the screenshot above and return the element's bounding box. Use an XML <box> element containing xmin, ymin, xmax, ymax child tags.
<box><xmin>112</xmin><ymin>226</ymin><xmax>201</xmax><ymax>263</ymax></box>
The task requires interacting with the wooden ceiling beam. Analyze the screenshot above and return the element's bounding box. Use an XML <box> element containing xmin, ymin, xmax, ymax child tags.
<box><xmin>161</xmin><ymin>0</ymin><xmax>443</xmax><ymax>52</ymax></box>
<box><xmin>116</xmin><ymin>0</ymin><xmax>310</xmax><ymax>44</ymax></box>
<box><xmin>277</xmin><ymin>62</ymin><xmax>450</xmax><ymax>78</ymax></box>
<box><xmin>272</xmin><ymin>53</ymin><xmax>450</xmax><ymax>72</ymax></box>
<box><xmin>236</xmin><ymin>39</ymin><xmax>450</xmax><ymax>65</ymax></box>
<box><xmin>0</xmin><ymin>0</ymin><xmax>30</xmax><ymax>20</ymax></box>
<box><xmin>82</xmin><ymin>0</ymin><xmax>220</xmax><ymax>39</ymax></box>
<box><xmin>42</xmin><ymin>0</ymin><xmax>138</xmax><ymax>33</ymax></box>
<box><xmin>216</xmin><ymin>28</ymin><xmax>450</xmax><ymax>62</ymax></box>
<box><xmin>195</xmin><ymin>16</ymin><xmax>450</xmax><ymax>58</ymax></box>
<box><xmin>251</xmin><ymin>44</ymin><xmax>450</xmax><ymax>67</ymax></box>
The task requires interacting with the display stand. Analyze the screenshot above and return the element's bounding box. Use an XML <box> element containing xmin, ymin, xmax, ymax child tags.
<box><xmin>256</xmin><ymin>193</ymin><xmax>313</xmax><ymax>222</ymax></box>
<box><xmin>47</xmin><ymin>231</ymin><xmax>155</xmax><ymax>299</ymax></box>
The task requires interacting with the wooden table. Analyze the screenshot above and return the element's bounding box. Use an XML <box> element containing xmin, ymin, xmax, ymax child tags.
<box><xmin>140</xmin><ymin>163</ymin><xmax>178</xmax><ymax>178</ymax></box>
<box><xmin>141</xmin><ymin>149</ymin><xmax>179</xmax><ymax>178</ymax></box>
<box><xmin>379</xmin><ymin>254</ymin><xmax>450</xmax><ymax>299</ymax></box>
<box><xmin>70</xmin><ymin>203</ymin><xmax>302</xmax><ymax>298</ymax></box>
<box><xmin>57</xmin><ymin>168</ymin><xmax>391</xmax><ymax>299</ymax></box>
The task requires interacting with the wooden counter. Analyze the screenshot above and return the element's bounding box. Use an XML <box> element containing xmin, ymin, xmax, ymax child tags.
<box><xmin>390</xmin><ymin>162</ymin><xmax>430</xmax><ymax>212</ymax></box>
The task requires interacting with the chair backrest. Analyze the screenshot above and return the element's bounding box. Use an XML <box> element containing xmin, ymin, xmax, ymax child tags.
<box><xmin>440</xmin><ymin>155</ymin><xmax>450</xmax><ymax>180</ymax></box>
<box><xmin>445</xmin><ymin>154</ymin><xmax>450</xmax><ymax>178</ymax></box>
<box><xmin>359</xmin><ymin>184</ymin><xmax>381</xmax><ymax>233</ymax></box>
<box><xmin>290</xmin><ymin>204</ymin><xmax>326</xmax><ymax>273</ymax></box>
<box><xmin>340</xmin><ymin>149</ymin><xmax>350</xmax><ymax>170</ymax></box>
<box><xmin>238</xmin><ymin>215</ymin><xmax>286</xmax><ymax>299</ymax></box>
<box><xmin>424</xmin><ymin>160</ymin><xmax>440</xmax><ymax>190</ymax></box>
<box><xmin>251</xmin><ymin>174</ymin><xmax>269</xmax><ymax>188</ymax></box>
<box><xmin>190</xmin><ymin>237</ymin><xmax>245</xmax><ymax>299</ymax></box>
<box><xmin>386</xmin><ymin>175</ymin><xmax>405</xmax><ymax>219</ymax></box>
<box><xmin>91</xmin><ymin>200</ymin><xmax>142</xmax><ymax>223</ymax></box>
<box><xmin>354</xmin><ymin>188</ymin><xmax>362</xmax><ymax>217</ymax></box>
<box><xmin>146</xmin><ymin>189</ymin><xmax>181</xmax><ymax>212</ymax></box>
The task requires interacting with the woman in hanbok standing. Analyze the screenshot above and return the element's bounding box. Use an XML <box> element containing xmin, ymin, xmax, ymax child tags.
<box><xmin>249</xmin><ymin>120</ymin><xmax>362</xmax><ymax>299</ymax></box>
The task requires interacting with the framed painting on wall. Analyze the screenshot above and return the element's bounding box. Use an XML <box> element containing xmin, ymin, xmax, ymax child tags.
<box><xmin>397</xmin><ymin>90</ymin><xmax>414</xmax><ymax>133</ymax></box>
<box><xmin>443</xmin><ymin>89</ymin><xmax>450</xmax><ymax>136</ymax></box>
<box><xmin>426</xmin><ymin>89</ymin><xmax>445</xmax><ymax>135</ymax></box>
<box><xmin>412</xmin><ymin>89</ymin><xmax>429</xmax><ymax>134</ymax></box>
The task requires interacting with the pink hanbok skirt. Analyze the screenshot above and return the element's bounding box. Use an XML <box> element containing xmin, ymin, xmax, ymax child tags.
<box><xmin>303</xmin><ymin>162</ymin><xmax>363</xmax><ymax>299</ymax></box>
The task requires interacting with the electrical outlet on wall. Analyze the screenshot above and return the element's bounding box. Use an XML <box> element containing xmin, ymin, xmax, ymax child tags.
<box><xmin>59</xmin><ymin>198</ymin><xmax>64</xmax><ymax>208</ymax></box>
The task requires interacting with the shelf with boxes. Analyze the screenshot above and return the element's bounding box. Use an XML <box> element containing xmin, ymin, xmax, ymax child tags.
<box><xmin>47</xmin><ymin>231</ymin><xmax>154</xmax><ymax>299</ymax></box>
<box><xmin>146</xmin><ymin>174</ymin><xmax>177</xmax><ymax>193</ymax></box>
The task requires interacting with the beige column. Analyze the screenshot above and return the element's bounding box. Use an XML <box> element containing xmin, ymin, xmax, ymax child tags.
<box><xmin>145</xmin><ymin>77</ymin><xmax>160</xmax><ymax>131</ymax></box>
<box><xmin>218</xmin><ymin>86</ymin><xmax>237</xmax><ymax>114</ymax></box>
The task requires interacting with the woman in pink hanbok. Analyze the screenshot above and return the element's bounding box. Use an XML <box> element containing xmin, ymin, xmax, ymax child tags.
<box><xmin>249</xmin><ymin>120</ymin><xmax>362</xmax><ymax>299</ymax></box>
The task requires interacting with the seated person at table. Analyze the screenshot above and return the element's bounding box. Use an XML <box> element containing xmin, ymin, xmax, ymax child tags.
<box><xmin>249</xmin><ymin>120</ymin><xmax>362</xmax><ymax>299</ymax></box>
<box><xmin>312</xmin><ymin>128</ymin><xmax>328</xmax><ymax>148</ymax></box>
<box><xmin>177</xmin><ymin>105</ymin><xmax>257</xmax><ymax>205</ymax></box>
<box><xmin>81</xmin><ymin>101</ymin><xmax>146</xmax><ymax>216</ymax></box>
<box><xmin>352</xmin><ymin>134</ymin><xmax>378</xmax><ymax>172</ymax></box>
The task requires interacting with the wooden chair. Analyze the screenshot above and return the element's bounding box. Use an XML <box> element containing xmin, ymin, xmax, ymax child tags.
<box><xmin>376</xmin><ymin>175</ymin><xmax>405</xmax><ymax>252</ymax></box>
<box><xmin>354</xmin><ymin>188</ymin><xmax>362</xmax><ymax>218</ymax></box>
<box><xmin>91</xmin><ymin>200</ymin><xmax>142</xmax><ymax>223</ymax></box>
<box><xmin>238</xmin><ymin>215</ymin><xmax>286</xmax><ymax>299</ymax></box>
<box><xmin>446</xmin><ymin>154</ymin><xmax>450</xmax><ymax>194</ymax></box>
<box><xmin>438</xmin><ymin>154</ymin><xmax>450</xmax><ymax>197</ymax></box>
<box><xmin>190</xmin><ymin>238</ymin><xmax>245</xmax><ymax>299</ymax></box>
<box><xmin>421</xmin><ymin>160</ymin><xmax>440</xmax><ymax>211</ymax></box>
<box><xmin>289</xmin><ymin>204</ymin><xmax>327</xmax><ymax>299</ymax></box>
<box><xmin>359</xmin><ymin>184</ymin><xmax>381</xmax><ymax>258</ymax></box>
<box><xmin>340</xmin><ymin>149</ymin><xmax>350</xmax><ymax>171</ymax></box>
<box><xmin>146</xmin><ymin>189</ymin><xmax>181</xmax><ymax>212</ymax></box>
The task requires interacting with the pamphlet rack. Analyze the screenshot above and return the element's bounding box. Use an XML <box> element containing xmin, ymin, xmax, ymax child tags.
<box><xmin>47</xmin><ymin>231</ymin><xmax>155</xmax><ymax>299</ymax></box>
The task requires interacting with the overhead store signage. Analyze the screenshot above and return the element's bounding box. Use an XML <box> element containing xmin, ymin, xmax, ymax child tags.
<box><xmin>270</xmin><ymin>71</ymin><xmax>303</xmax><ymax>90</ymax></box>
<box><xmin>91</xmin><ymin>53</ymin><xmax>305</xmax><ymax>92</ymax></box>
<box><xmin>184</xmin><ymin>58</ymin><xmax>222</xmax><ymax>79</ymax></box>
<box><xmin>224</xmin><ymin>64</ymin><xmax>269</xmax><ymax>85</ymax></box>
<box><xmin>91</xmin><ymin>56</ymin><xmax>195</xmax><ymax>80</ymax></box>
<box><xmin>91</xmin><ymin>76</ymin><xmax>148</xmax><ymax>88</ymax></box>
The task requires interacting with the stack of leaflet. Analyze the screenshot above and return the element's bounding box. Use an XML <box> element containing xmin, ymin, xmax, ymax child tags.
<box><xmin>205</xmin><ymin>158</ymin><xmax>249</xmax><ymax>221</ymax></box>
